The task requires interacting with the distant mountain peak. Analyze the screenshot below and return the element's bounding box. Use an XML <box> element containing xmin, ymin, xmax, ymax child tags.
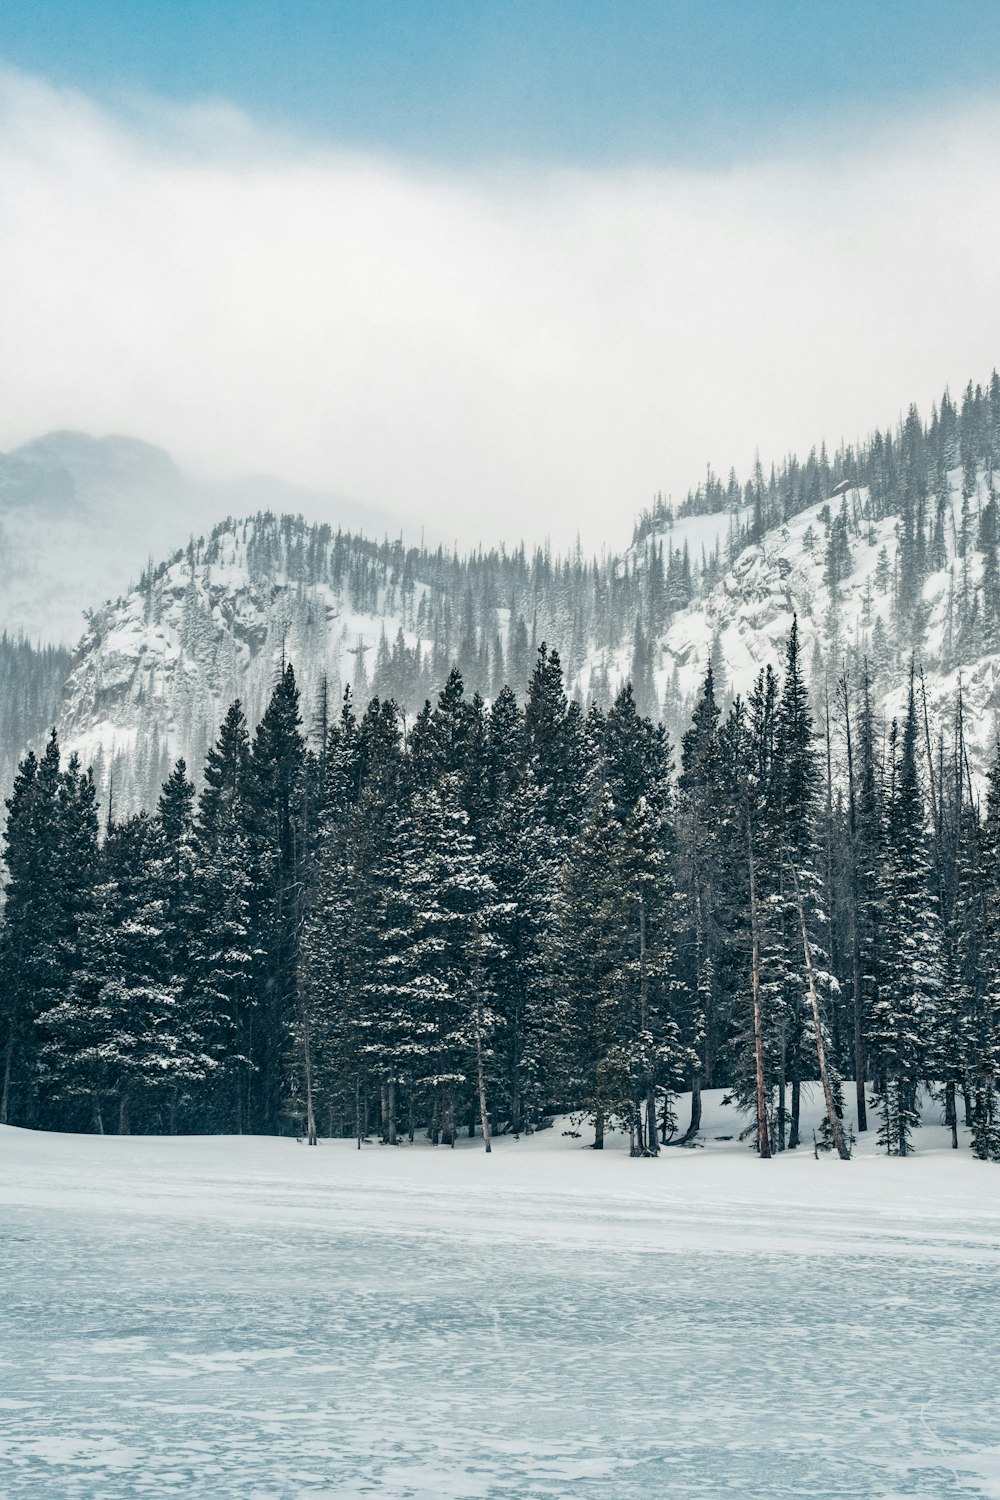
<box><xmin>0</xmin><ymin>430</ymin><xmax>406</xmax><ymax>647</ymax></box>
<box><xmin>8</xmin><ymin>429</ymin><xmax>182</xmax><ymax>484</ymax></box>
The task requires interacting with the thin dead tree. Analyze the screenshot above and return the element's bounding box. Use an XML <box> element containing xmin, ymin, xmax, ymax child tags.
<box><xmin>473</xmin><ymin>997</ymin><xmax>492</xmax><ymax>1154</ymax></box>
<box><xmin>747</xmin><ymin>820</ymin><xmax>771</xmax><ymax>1159</ymax></box>
<box><xmin>839</xmin><ymin>667</ymin><xmax>868</xmax><ymax>1131</ymax></box>
<box><xmin>790</xmin><ymin>867</ymin><xmax>851</xmax><ymax>1161</ymax></box>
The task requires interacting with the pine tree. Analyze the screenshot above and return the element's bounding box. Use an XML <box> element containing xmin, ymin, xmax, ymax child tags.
<box><xmin>155</xmin><ymin>758</ymin><xmax>217</xmax><ymax>1130</ymax></box>
<box><xmin>66</xmin><ymin>813</ymin><xmax>207</xmax><ymax>1133</ymax></box>
<box><xmin>1</xmin><ymin>732</ymin><xmax>85</xmax><ymax>1125</ymax></box>
<box><xmin>771</xmin><ymin>619</ymin><xmax>846</xmax><ymax>1153</ymax></box>
<box><xmin>558</xmin><ymin>786</ymin><xmax>631</xmax><ymax>1149</ymax></box>
<box><xmin>31</xmin><ymin>753</ymin><xmax>100</xmax><ymax>1128</ymax></box>
<box><xmin>193</xmin><ymin>702</ymin><xmax>257</xmax><ymax>1131</ymax></box>
<box><xmin>524</xmin><ymin>644</ymin><xmax>587</xmax><ymax>834</ymax></box>
<box><xmin>734</xmin><ymin>665</ymin><xmax>787</xmax><ymax>1152</ymax></box>
<box><xmin>838</xmin><ymin>664</ymin><xmax>884</xmax><ymax>1134</ymax></box>
<box><xmin>619</xmin><ymin>794</ymin><xmax>685</xmax><ymax>1153</ymax></box>
<box><xmin>485</xmin><ymin>768</ymin><xmax>564</xmax><ymax>1134</ymax></box>
<box><xmin>968</xmin><ymin>741</ymin><xmax>1000</xmax><ymax>1159</ymax></box>
<box><xmin>870</xmin><ymin>684</ymin><xmax>943</xmax><ymax>1155</ymax></box>
<box><xmin>298</xmin><ymin>688</ymin><xmax>363</xmax><ymax>1141</ymax></box>
<box><xmin>364</xmin><ymin>773</ymin><xmax>500</xmax><ymax>1147</ymax></box>
<box><xmin>677</xmin><ymin>663</ymin><xmax>727</xmax><ymax>1139</ymax></box>
<box><xmin>244</xmin><ymin>664</ymin><xmax>308</xmax><ymax>1132</ymax></box>
<box><xmin>341</xmin><ymin>695</ymin><xmax>405</xmax><ymax>1142</ymax></box>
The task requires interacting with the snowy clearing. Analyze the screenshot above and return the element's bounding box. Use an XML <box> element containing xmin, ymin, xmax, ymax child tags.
<box><xmin>2</xmin><ymin>1087</ymin><xmax>1000</xmax><ymax>1499</ymax></box>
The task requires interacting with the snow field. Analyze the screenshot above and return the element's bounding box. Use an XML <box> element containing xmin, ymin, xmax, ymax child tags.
<box><xmin>2</xmin><ymin>1086</ymin><xmax>999</xmax><ymax>1499</ymax></box>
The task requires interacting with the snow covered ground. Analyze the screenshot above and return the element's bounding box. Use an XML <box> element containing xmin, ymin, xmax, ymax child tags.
<box><xmin>2</xmin><ymin>1088</ymin><xmax>999</xmax><ymax>1499</ymax></box>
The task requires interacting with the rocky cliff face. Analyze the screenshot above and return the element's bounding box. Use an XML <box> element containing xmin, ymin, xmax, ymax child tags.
<box><xmin>55</xmin><ymin>461</ymin><xmax>1000</xmax><ymax>814</ymax></box>
<box><xmin>56</xmin><ymin>515</ymin><xmax>421</xmax><ymax>808</ymax></box>
<box><xmin>642</xmin><ymin>475</ymin><xmax>999</xmax><ymax>772</ymax></box>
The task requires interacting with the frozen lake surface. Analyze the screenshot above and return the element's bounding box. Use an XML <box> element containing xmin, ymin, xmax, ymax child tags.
<box><xmin>2</xmin><ymin>1090</ymin><xmax>1000</xmax><ymax>1499</ymax></box>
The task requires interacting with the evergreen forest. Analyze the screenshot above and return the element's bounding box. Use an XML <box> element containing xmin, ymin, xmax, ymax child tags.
<box><xmin>3</xmin><ymin>625</ymin><xmax>999</xmax><ymax>1163</ymax></box>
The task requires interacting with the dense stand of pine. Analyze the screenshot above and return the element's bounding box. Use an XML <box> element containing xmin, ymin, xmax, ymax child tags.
<box><xmin>2</xmin><ymin>628</ymin><xmax>999</xmax><ymax>1161</ymax></box>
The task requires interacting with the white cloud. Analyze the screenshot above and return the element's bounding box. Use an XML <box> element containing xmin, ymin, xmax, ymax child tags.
<box><xmin>1</xmin><ymin>66</ymin><xmax>998</xmax><ymax>552</ymax></box>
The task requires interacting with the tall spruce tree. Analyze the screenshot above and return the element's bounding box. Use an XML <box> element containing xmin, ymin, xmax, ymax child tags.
<box><xmin>245</xmin><ymin>664</ymin><xmax>308</xmax><ymax>1132</ymax></box>
<box><xmin>192</xmin><ymin>702</ymin><xmax>257</xmax><ymax>1131</ymax></box>
<box><xmin>1</xmin><ymin>732</ymin><xmax>99</xmax><ymax>1126</ymax></box>
<box><xmin>870</xmin><ymin>683</ymin><xmax>944</xmax><ymax>1155</ymax></box>
<box><xmin>968</xmin><ymin>740</ymin><xmax>1000</xmax><ymax>1159</ymax></box>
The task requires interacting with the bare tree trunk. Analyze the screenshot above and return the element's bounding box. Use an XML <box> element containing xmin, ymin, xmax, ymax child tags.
<box><xmin>233</xmin><ymin>1003</ymin><xmax>243</xmax><ymax>1134</ymax></box>
<box><xmin>748</xmin><ymin>827</ymin><xmax>772</xmax><ymax>1158</ymax></box>
<box><xmin>169</xmin><ymin>1087</ymin><xmax>178</xmax><ymax>1136</ymax></box>
<box><xmin>791</xmin><ymin>868</ymin><xmax>851</xmax><ymax>1160</ymax></box>
<box><xmin>850</xmin><ymin>942</ymin><xmax>867</xmax><ymax>1130</ymax></box>
<box><xmin>511</xmin><ymin>1083</ymin><xmax>522</xmax><ymax>1137</ymax></box>
<box><xmin>681</xmin><ymin>901</ymin><xmax>706</xmax><ymax>1144</ymax></box>
<box><xmin>946</xmin><ymin>1081</ymin><xmax>958</xmax><ymax>1148</ymax></box>
<box><xmin>637</xmin><ymin>901</ymin><xmax>659</xmax><ymax>1155</ymax></box>
<box><xmin>474</xmin><ymin>1007</ymin><xmax>492</xmax><ymax>1154</ymax></box>
<box><xmin>245</xmin><ymin>1013</ymin><xmax>254</xmax><ymax>1132</ymax></box>
<box><xmin>646</xmin><ymin>1086</ymin><xmax>659</xmax><ymax>1154</ymax></box>
<box><xmin>0</xmin><ymin>1029</ymin><xmax>13</xmax><ymax>1126</ymax></box>
<box><xmin>118</xmin><ymin>1093</ymin><xmax>130</xmax><ymax>1136</ymax></box>
<box><xmin>386</xmin><ymin>1081</ymin><xmax>397</xmax><ymax>1146</ymax></box>
<box><xmin>919</xmin><ymin>667</ymin><xmax>941</xmax><ymax>848</ymax></box>
<box><xmin>593</xmin><ymin>1107</ymin><xmax>604</xmax><ymax>1150</ymax></box>
<box><xmin>678</xmin><ymin>1067</ymin><xmax>702</xmax><ymax>1147</ymax></box>
<box><xmin>823</xmin><ymin>693</ymin><xmax>839</xmax><ymax>1048</ymax></box>
<box><xmin>355</xmin><ymin>1076</ymin><xmax>362</xmax><ymax>1150</ymax></box>
<box><xmin>840</xmin><ymin>672</ymin><xmax>868</xmax><ymax>1132</ymax></box>
<box><xmin>92</xmin><ymin>1092</ymin><xmax>104</xmax><ymax>1135</ymax></box>
<box><xmin>790</xmin><ymin>1074</ymin><xmax>801</xmax><ymax>1150</ymax></box>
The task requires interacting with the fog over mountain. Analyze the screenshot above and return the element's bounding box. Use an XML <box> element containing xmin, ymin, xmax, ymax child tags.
<box><xmin>4</xmin><ymin>68</ymin><xmax>1000</xmax><ymax>554</ymax></box>
<box><xmin>0</xmin><ymin>430</ymin><xmax>407</xmax><ymax>646</ymax></box>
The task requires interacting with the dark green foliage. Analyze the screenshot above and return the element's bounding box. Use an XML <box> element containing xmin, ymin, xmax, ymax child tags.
<box><xmin>2</xmin><ymin>625</ymin><xmax>999</xmax><ymax>1165</ymax></box>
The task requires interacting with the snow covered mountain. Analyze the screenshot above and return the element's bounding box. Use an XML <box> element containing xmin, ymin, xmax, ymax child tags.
<box><xmin>642</xmin><ymin>478</ymin><xmax>999</xmax><ymax>761</ymax></box>
<box><xmin>53</xmin><ymin>483</ymin><xmax>1000</xmax><ymax>814</ymax></box>
<box><xmin>39</xmin><ymin>378</ymin><xmax>1000</xmax><ymax>810</ymax></box>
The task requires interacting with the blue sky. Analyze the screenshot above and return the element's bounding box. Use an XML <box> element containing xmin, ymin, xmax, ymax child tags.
<box><xmin>2</xmin><ymin>0</ymin><xmax>999</xmax><ymax>165</ymax></box>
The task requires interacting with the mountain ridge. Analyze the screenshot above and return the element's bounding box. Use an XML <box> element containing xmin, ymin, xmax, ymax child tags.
<box><xmin>5</xmin><ymin>371</ymin><xmax>1000</xmax><ymax>814</ymax></box>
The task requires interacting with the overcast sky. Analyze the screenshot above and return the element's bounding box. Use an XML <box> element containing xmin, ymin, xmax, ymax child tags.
<box><xmin>1</xmin><ymin>5</ymin><xmax>999</xmax><ymax>551</ymax></box>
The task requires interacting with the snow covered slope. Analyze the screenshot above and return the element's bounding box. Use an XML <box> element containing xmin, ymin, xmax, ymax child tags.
<box><xmin>620</xmin><ymin>470</ymin><xmax>1000</xmax><ymax>772</ymax></box>
<box><xmin>57</xmin><ymin>515</ymin><xmax>445</xmax><ymax>807</ymax></box>
<box><xmin>44</xmin><ymin>437</ymin><xmax>1000</xmax><ymax>809</ymax></box>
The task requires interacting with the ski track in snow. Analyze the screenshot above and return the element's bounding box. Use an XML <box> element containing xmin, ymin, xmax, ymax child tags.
<box><xmin>2</xmin><ymin>1096</ymin><xmax>1000</xmax><ymax>1500</ymax></box>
